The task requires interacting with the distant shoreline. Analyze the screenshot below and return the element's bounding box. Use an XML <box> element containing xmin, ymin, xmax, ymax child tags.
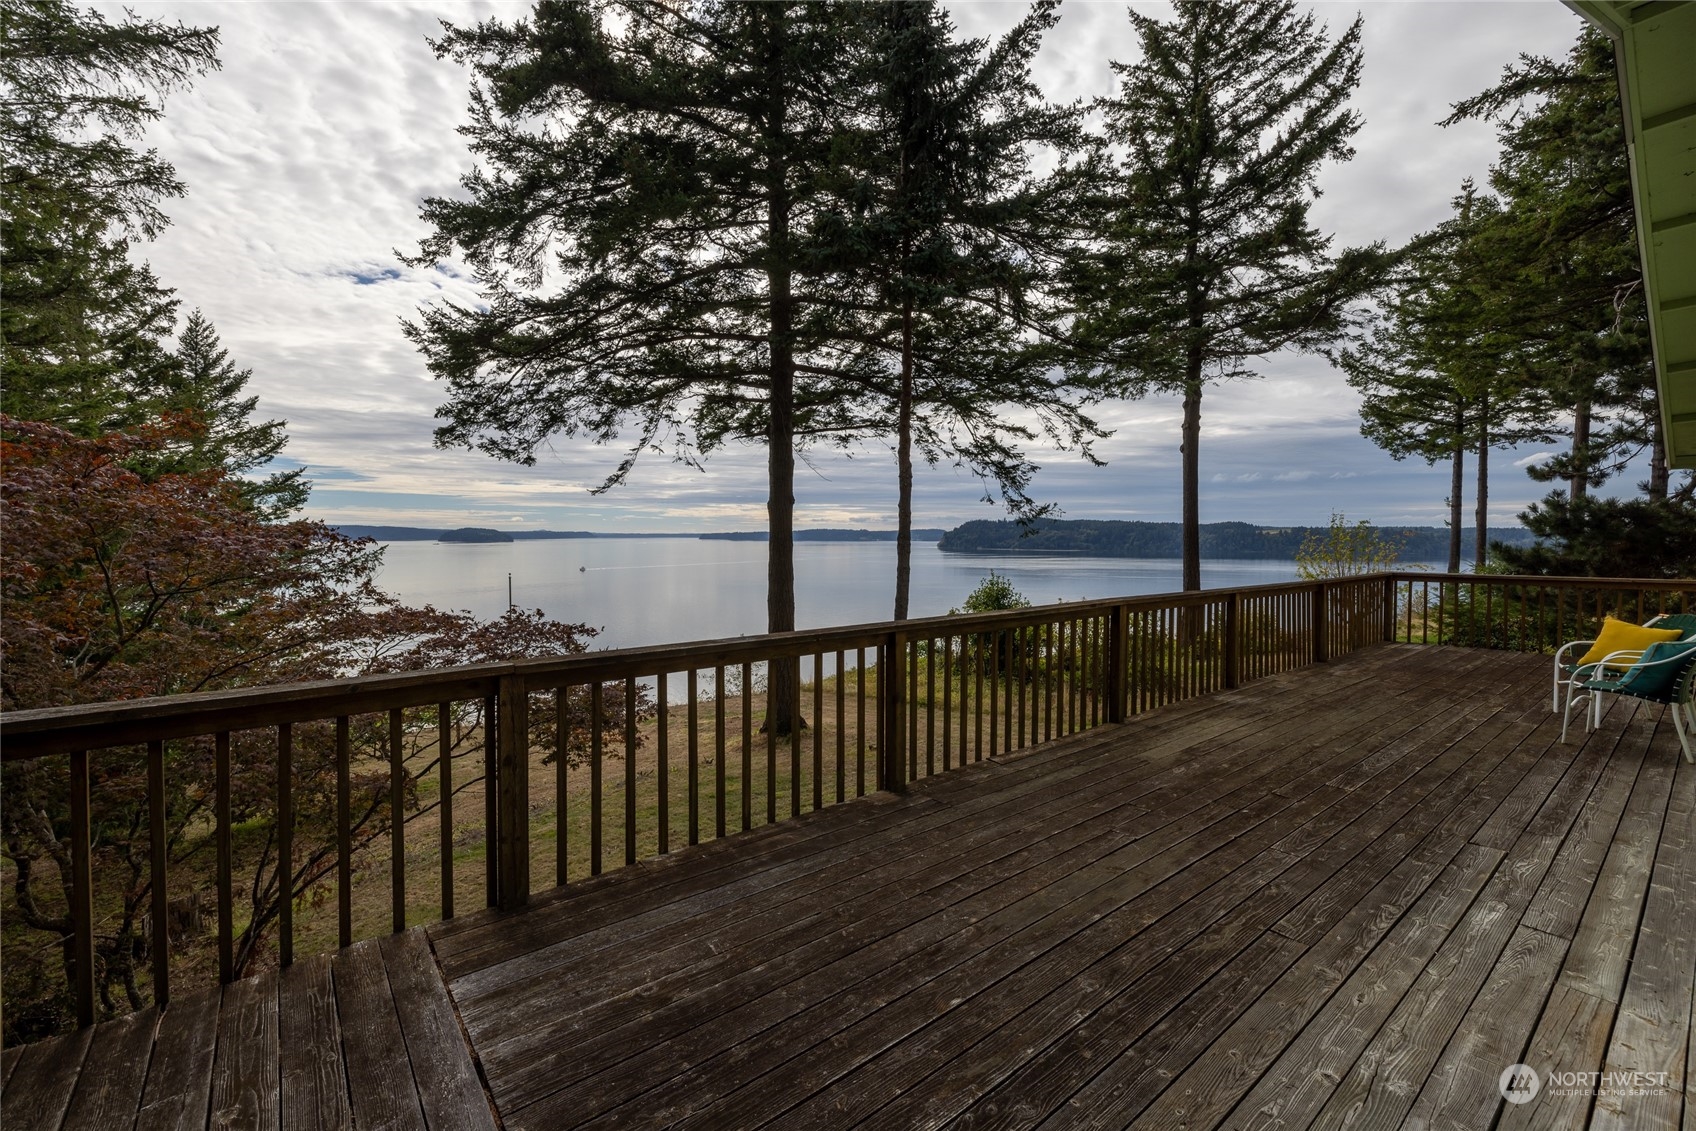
<box><xmin>337</xmin><ymin>525</ymin><xmax>947</xmax><ymax>543</ymax></box>
<box><xmin>340</xmin><ymin>518</ymin><xmax>1535</xmax><ymax>562</ymax></box>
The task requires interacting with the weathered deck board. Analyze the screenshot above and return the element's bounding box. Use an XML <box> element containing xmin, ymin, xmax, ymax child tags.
<box><xmin>380</xmin><ymin>930</ymin><xmax>498</xmax><ymax>1131</ymax></box>
<box><xmin>486</xmin><ymin>649</ymin><xmax>1492</xmax><ymax>1125</ymax></box>
<box><xmin>0</xmin><ymin>1028</ymin><xmax>91</xmax><ymax>1131</ymax></box>
<box><xmin>59</xmin><ymin>1007</ymin><xmax>157</xmax><ymax>1131</ymax></box>
<box><xmin>277</xmin><ymin>954</ymin><xmax>348</xmax><ymax>1131</ymax></box>
<box><xmin>2</xmin><ymin>927</ymin><xmax>482</xmax><ymax>1131</ymax></box>
<box><xmin>4</xmin><ymin>645</ymin><xmax>1690</xmax><ymax>1131</ymax></box>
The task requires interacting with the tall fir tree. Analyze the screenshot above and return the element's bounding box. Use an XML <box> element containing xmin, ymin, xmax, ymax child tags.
<box><xmin>1445</xmin><ymin>28</ymin><xmax>1692</xmax><ymax>576</ymax></box>
<box><xmin>825</xmin><ymin>0</ymin><xmax>1100</xmax><ymax>619</ymax></box>
<box><xmin>0</xmin><ymin>0</ymin><xmax>218</xmax><ymax>432</ymax></box>
<box><xmin>408</xmin><ymin>0</ymin><xmax>878</xmax><ymax>732</ymax></box>
<box><xmin>1446</xmin><ymin>28</ymin><xmax>1661</xmax><ymax>500</ymax></box>
<box><xmin>147</xmin><ymin>311</ymin><xmax>309</xmax><ymax>517</ymax></box>
<box><xmin>1067</xmin><ymin>0</ymin><xmax>1392</xmax><ymax>592</ymax></box>
<box><xmin>1340</xmin><ymin>183</ymin><xmax>1551</xmax><ymax>572</ymax></box>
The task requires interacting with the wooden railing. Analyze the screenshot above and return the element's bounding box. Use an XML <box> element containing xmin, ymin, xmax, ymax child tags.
<box><xmin>2</xmin><ymin>570</ymin><xmax>1686</xmax><ymax>1034</ymax></box>
<box><xmin>1387</xmin><ymin>571</ymin><xmax>1694</xmax><ymax>652</ymax></box>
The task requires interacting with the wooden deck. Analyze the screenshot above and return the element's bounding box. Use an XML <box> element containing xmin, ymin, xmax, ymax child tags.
<box><xmin>5</xmin><ymin>644</ymin><xmax>1692</xmax><ymax>1130</ymax></box>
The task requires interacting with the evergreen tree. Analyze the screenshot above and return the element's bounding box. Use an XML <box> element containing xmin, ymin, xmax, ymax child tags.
<box><xmin>1446</xmin><ymin>29</ymin><xmax>1660</xmax><ymax>499</ymax></box>
<box><xmin>148</xmin><ymin>311</ymin><xmax>309</xmax><ymax>517</ymax></box>
<box><xmin>1068</xmin><ymin>0</ymin><xmax>1392</xmax><ymax>592</ymax></box>
<box><xmin>826</xmin><ymin>0</ymin><xmax>1100</xmax><ymax>619</ymax></box>
<box><xmin>407</xmin><ymin>1</ymin><xmax>873</xmax><ymax>733</ymax></box>
<box><xmin>0</xmin><ymin>0</ymin><xmax>218</xmax><ymax>431</ymax></box>
<box><xmin>1494</xmin><ymin>493</ymin><xmax>1696</xmax><ymax>580</ymax></box>
<box><xmin>1446</xmin><ymin>28</ymin><xmax>1692</xmax><ymax>576</ymax></box>
<box><xmin>1340</xmin><ymin>183</ymin><xmax>1551</xmax><ymax>572</ymax></box>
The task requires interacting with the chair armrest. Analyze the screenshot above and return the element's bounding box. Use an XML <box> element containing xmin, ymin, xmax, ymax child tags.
<box><xmin>1555</xmin><ymin>639</ymin><xmax>1597</xmax><ymax>665</ymax></box>
<box><xmin>1575</xmin><ymin>648</ymin><xmax>1647</xmax><ymax>679</ymax></box>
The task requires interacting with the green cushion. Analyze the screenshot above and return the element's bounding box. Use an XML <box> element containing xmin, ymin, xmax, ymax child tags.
<box><xmin>1603</xmin><ymin>640</ymin><xmax>1696</xmax><ymax>702</ymax></box>
<box><xmin>1647</xmin><ymin>612</ymin><xmax>1696</xmax><ymax>640</ymax></box>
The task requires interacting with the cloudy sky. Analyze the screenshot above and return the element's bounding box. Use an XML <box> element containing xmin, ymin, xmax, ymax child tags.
<box><xmin>116</xmin><ymin>0</ymin><xmax>1592</xmax><ymax>533</ymax></box>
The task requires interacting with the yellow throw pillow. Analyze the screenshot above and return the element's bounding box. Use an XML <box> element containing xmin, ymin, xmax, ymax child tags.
<box><xmin>1576</xmin><ymin>617</ymin><xmax>1683</xmax><ymax>668</ymax></box>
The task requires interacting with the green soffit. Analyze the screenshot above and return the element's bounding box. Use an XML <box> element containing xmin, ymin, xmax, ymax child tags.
<box><xmin>1566</xmin><ymin>1</ymin><xmax>1696</xmax><ymax>469</ymax></box>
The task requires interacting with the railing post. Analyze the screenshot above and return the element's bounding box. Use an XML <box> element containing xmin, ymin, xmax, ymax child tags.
<box><xmin>1225</xmin><ymin>592</ymin><xmax>1242</xmax><ymax>690</ymax></box>
<box><xmin>148</xmin><ymin>740</ymin><xmax>169</xmax><ymax>1010</ymax></box>
<box><xmin>70</xmin><ymin>749</ymin><xmax>95</xmax><ymax>1028</ymax></box>
<box><xmin>1382</xmin><ymin>575</ymin><xmax>1397</xmax><ymax>643</ymax></box>
<box><xmin>1311</xmin><ymin>582</ymin><xmax>1330</xmax><ymax>664</ymax></box>
<box><xmin>879</xmin><ymin>631</ymin><xmax>907</xmax><ymax>793</ymax></box>
<box><xmin>483</xmin><ymin>695</ymin><xmax>498</xmax><ymax>908</ymax></box>
<box><xmin>496</xmin><ymin>674</ymin><xmax>530</xmax><ymax>911</ymax></box>
<box><xmin>1107</xmin><ymin>605</ymin><xmax>1129</xmax><ymax>722</ymax></box>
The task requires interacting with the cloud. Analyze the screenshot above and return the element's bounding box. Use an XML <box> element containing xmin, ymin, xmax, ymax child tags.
<box><xmin>118</xmin><ymin>0</ymin><xmax>1595</xmax><ymax>532</ymax></box>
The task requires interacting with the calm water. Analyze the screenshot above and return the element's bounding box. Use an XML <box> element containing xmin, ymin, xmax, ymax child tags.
<box><xmin>374</xmin><ymin>539</ymin><xmax>1328</xmax><ymax>651</ymax></box>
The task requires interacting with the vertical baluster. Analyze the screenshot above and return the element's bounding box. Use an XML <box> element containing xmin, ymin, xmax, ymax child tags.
<box><xmin>148</xmin><ymin>740</ymin><xmax>169</xmax><ymax>1009</ymax></box>
<box><xmin>278</xmin><ymin>724</ymin><xmax>294</xmax><ymax>966</ymax></box>
<box><xmin>789</xmin><ymin>661</ymin><xmax>802</xmax><ymax>818</ymax></box>
<box><xmin>390</xmin><ymin>708</ymin><xmax>405</xmax><ymax>932</ymax></box>
<box><xmin>555</xmin><ymin>690</ymin><xmax>567</xmax><ymax>886</ymax></box>
<box><xmin>216</xmin><ymin>732</ymin><xmax>234</xmax><ymax>983</ymax></box>
<box><xmin>626</xmin><ymin>676</ymin><xmax>638</xmax><ymax>865</ymax></box>
<box><xmin>1016</xmin><ymin>627</ymin><xmax>1028</xmax><ymax>749</ymax></box>
<box><xmin>1002</xmin><ymin>629</ymin><xmax>1013</xmax><ymax>751</ymax></box>
<box><xmin>496</xmin><ymin>675</ymin><xmax>531</xmax><ymax>909</ymax></box>
<box><xmin>1068</xmin><ymin>617</ymin><xmax>1079</xmax><ymax>732</ymax></box>
<box><xmin>942</xmin><ymin>638</ymin><xmax>954</xmax><ymax>769</ymax></box>
<box><xmin>440</xmin><ymin>705</ymin><xmax>455</xmax><ymax>919</ymax></box>
<box><xmin>1081</xmin><ymin>614</ymin><xmax>1090</xmax><ymax>721</ymax></box>
<box><xmin>926</xmin><ymin>640</ymin><xmax>937</xmax><ymax>775</ymax></box>
<box><xmin>958</xmin><ymin>633</ymin><xmax>971</xmax><ymax>761</ymax></box>
<box><xmin>71</xmin><ymin>749</ymin><xmax>95</xmax><ymax>1028</ymax></box>
<box><xmin>1093</xmin><ymin>613</ymin><xmax>1104</xmax><ymax>720</ymax></box>
<box><xmin>908</xmin><ymin>640</ymin><xmax>919</xmax><ymax>779</ymax></box>
<box><xmin>337</xmin><ymin>718</ymin><xmax>352</xmax><ymax>945</ymax></box>
<box><xmin>975</xmin><ymin>631</ymin><xmax>986</xmax><ymax>760</ymax></box>
<box><xmin>590</xmin><ymin>683</ymin><xmax>604</xmax><ymax>876</ymax></box>
<box><xmin>1043</xmin><ymin>622</ymin><xmax>1055</xmax><ymax>738</ymax></box>
<box><xmin>1089</xmin><ymin>617</ymin><xmax>1100</xmax><ymax>726</ymax></box>
<box><xmin>762</xmin><ymin>663</ymin><xmax>776</xmax><ymax>825</ymax></box>
<box><xmin>835</xmin><ymin>651</ymin><xmax>846</xmax><ymax>803</ymax></box>
<box><xmin>813</xmin><ymin>654</ymin><xmax>824</xmax><ymax>811</ymax></box>
<box><xmin>882</xmin><ymin>632</ymin><xmax>907</xmax><ymax>791</ymax></box>
<box><xmin>483</xmin><ymin>695</ymin><xmax>497</xmax><ymax>907</ymax></box>
<box><xmin>658</xmin><ymin>674</ymin><xmax>670</xmax><ymax>854</ymax></box>
<box><xmin>688</xmin><ymin>670</ymin><xmax>701</xmax><ymax>846</ymax></box>
<box><xmin>856</xmin><ymin>650</ymin><xmax>867</xmax><ymax>797</ymax></box>
<box><xmin>742</xmin><ymin>661</ymin><xmax>754</xmax><ymax>832</ymax></box>
<box><xmin>715</xmin><ymin>666</ymin><xmax>727</xmax><ymax>838</ymax></box>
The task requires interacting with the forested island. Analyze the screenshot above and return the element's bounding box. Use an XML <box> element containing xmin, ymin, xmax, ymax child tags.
<box><xmin>700</xmin><ymin>528</ymin><xmax>948</xmax><ymax>542</ymax></box>
<box><xmin>337</xmin><ymin>525</ymin><xmax>946</xmax><ymax>543</ymax></box>
<box><xmin>938</xmin><ymin>519</ymin><xmax>1539</xmax><ymax>561</ymax></box>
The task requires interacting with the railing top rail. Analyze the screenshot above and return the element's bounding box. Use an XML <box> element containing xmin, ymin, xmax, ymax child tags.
<box><xmin>4</xmin><ymin>570</ymin><xmax>1688</xmax><ymax>760</ymax></box>
<box><xmin>1385</xmin><ymin>571</ymin><xmax>1696</xmax><ymax>590</ymax></box>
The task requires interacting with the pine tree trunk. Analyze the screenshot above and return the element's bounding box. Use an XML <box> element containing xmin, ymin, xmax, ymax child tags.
<box><xmin>1181</xmin><ymin>377</ymin><xmax>1202</xmax><ymax>593</ymax></box>
<box><xmin>894</xmin><ymin>296</ymin><xmax>914</xmax><ymax>621</ymax></box>
<box><xmin>1648</xmin><ymin>406</ymin><xmax>1668</xmax><ymax>501</ymax></box>
<box><xmin>1475</xmin><ymin>411</ymin><xmax>1489</xmax><ymax>572</ymax></box>
<box><xmin>1448</xmin><ymin>434</ymin><xmax>1464</xmax><ymax>575</ymax></box>
<box><xmin>762</xmin><ymin>5</ymin><xmax>801</xmax><ymax>735</ymax></box>
<box><xmin>1570</xmin><ymin>398</ymin><xmax>1590</xmax><ymax>500</ymax></box>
